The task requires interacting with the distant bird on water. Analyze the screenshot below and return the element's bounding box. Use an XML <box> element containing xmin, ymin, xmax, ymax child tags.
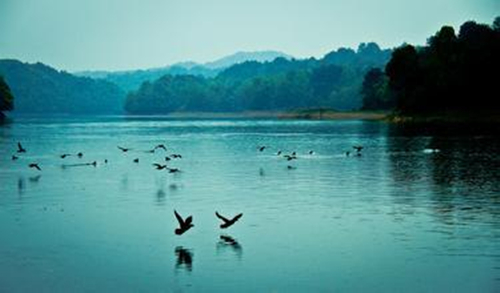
<box><xmin>258</xmin><ymin>146</ymin><xmax>267</xmax><ymax>152</ymax></box>
<box><xmin>60</xmin><ymin>154</ymin><xmax>71</xmax><ymax>159</ymax></box>
<box><xmin>17</xmin><ymin>142</ymin><xmax>26</xmax><ymax>153</ymax></box>
<box><xmin>277</xmin><ymin>150</ymin><xmax>282</xmax><ymax>156</ymax></box>
<box><xmin>168</xmin><ymin>167</ymin><xmax>180</xmax><ymax>173</ymax></box>
<box><xmin>133</xmin><ymin>158</ymin><xmax>139</xmax><ymax>163</ymax></box>
<box><xmin>118</xmin><ymin>146</ymin><xmax>131</xmax><ymax>152</ymax></box>
<box><xmin>215</xmin><ymin>212</ymin><xmax>243</xmax><ymax>229</ymax></box>
<box><xmin>28</xmin><ymin>163</ymin><xmax>41</xmax><ymax>171</ymax></box>
<box><xmin>170</xmin><ymin>154</ymin><xmax>182</xmax><ymax>159</ymax></box>
<box><xmin>12</xmin><ymin>155</ymin><xmax>19</xmax><ymax>161</ymax></box>
<box><xmin>309</xmin><ymin>150</ymin><xmax>315</xmax><ymax>155</ymax></box>
<box><xmin>174</xmin><ymin>210</ymin><xmax>194</xmax><ymax>235</ymax></box>
<box><xmin>77</xmin><ymin>152</ymin><xmax>83</xmax><ymax>158</ymax></box>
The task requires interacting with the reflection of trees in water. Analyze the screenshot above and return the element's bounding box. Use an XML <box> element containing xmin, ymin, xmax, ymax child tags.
<box><xmin>175</xmin><ymin>246</ymin><xmax>193</xmax><ymax>272</ymax></box>
<box><xmin>387</xmin><ymin>124</ymin><xmax>500</xmax><ymax>226</ymax></box>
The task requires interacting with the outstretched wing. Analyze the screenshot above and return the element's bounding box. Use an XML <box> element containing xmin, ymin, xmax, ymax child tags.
<box><xmin>184</xmin><ymin>216</ymin><xmax>193</xmax><ymax>226</ymax></box>
<box><xmin>215</xmin><ymin>211</ymin><xmax>230</xmax><ymax>223</ymax></box>
<box><xmin>152</xmin><ymin>163</ymin><xmax>162</xmax><ymax>168</ymax></box>
<box><xmin>232</xmin><ymin>213</ymin><xmax>243</xmax><ymax>222</ymax></box>
<box><xmin>17</xmin><ymin>142</ymin><xmax>23</xmax><ymax>151</ymax></box>
<box><xmin>174</xmin><ymin>210</ymin><xmax>184</xmax><ymax>226</ymax></box>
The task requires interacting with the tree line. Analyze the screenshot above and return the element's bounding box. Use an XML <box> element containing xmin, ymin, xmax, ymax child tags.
<box><xmin>125</xmin><ymin>43</ymin><xmax>391</xmax><ymax>114</ymax></box>
<box><xmin>362</xmin><ymin>17</ymin><xmax>500</xmax><ymax>117</ymax></box>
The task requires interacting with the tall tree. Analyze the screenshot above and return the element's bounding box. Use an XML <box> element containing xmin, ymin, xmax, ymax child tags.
<box><xmin>0</xmin><ymin>76</ymin><xmax>14</xmax><ymax>118</ymax></box>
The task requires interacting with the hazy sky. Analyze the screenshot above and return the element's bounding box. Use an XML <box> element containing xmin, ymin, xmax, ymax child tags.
<box><xmin>0</xmin><ymin>0</ymin><xmax>498</xmax><ymax>72</ymax></box>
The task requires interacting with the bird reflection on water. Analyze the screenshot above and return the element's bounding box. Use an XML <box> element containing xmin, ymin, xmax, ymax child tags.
<box><xmin>217</xmin><ymin>235</ymin><xmax>243</xmax><ymax>259</ymax></box>
<box><xmin>175</xmin><ymin>246</ymin><xmax>193</xmax><ymax>272</ymax></box>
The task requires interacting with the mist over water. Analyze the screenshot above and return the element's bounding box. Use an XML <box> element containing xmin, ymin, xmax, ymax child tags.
<box><xmin>0</xmin><ymin>116</ymin><xmax>499</xmax><ymax>292</ymax></box>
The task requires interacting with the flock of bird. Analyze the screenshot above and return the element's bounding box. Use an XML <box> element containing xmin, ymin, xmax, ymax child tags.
<box><xmin>10</xmin><ymin>140</ymin><xmax>364</xmax><ymax>236</ymax></box>
<box><xmin>10</xmin><ymin>141</ymin><xmax>247</xmax><ymax>235</ymax></box>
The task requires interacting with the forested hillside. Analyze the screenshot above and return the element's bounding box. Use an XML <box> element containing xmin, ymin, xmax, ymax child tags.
<box><xmin>361</xmin><ymin>17</ymin><xmax>500</xmax><ymax>119</ymax></box>
<box><xmin>0</xmin><ymin>60</ymin><xmax>125</xmax><ymax>114</ymax></box>
<box><xmin>125</xmin><ymin>43</ymin><xmax>391</xmax><ymax>114</ymax></box>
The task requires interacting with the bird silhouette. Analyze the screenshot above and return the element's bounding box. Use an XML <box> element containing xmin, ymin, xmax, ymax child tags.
<box><xmin>133</xmin><ymin>158</ymin><xmax>139</xmax><ymax>163</ymax></box>
<box><xmin>168</xmin><ymin>167</ymin><xmax>180</xmax><ymax>173</ymax></box>
<box><xmin>12</xmin><ymin>155</ymin><xmax>19</xmax><ymax>161</ymax></box>
<box><xmin>309</xmin><ymin>150</ymin><xmax>315</xmax><ymax>155</ymax></box>
<box><xmin>258</xmin><ymin>146</ymin><xmax>267</xmax><ymax>152</ymax></box>
<box><xmin>277</xmin><ymin>150</ymin><xmax>282</xmax><ymax>156</ymax></box>
<box><xmin>353</xmin><ymin>145</ymin><xmax>363</xmax><ymax>152</ymax></box>
<box><xmin>174</xmin><ymin>210</ymin><xmax>194</xmax><ymax>235</ymax></box>
<box><xmin>287</xmin><ymin>165</ymin><xmax>297</xmax><ymax>170</ymax></box>
<box><xmin>155</xmin><ymin>144</ymin><xmax>167</xmax><ymax>151</ymax></box>
<box><xmin>60</xmin><ymin>154</ymin><xmax>71</xmax><ymax>159</ymax></box>
<box><xmin>17</xmin><ymin>142</ymin><xmax>26</xmax><ymax>153</ymax></box>
<box><xmin>284</xmin><ymin>154</ymin><xmax>297</xmax><ymax>161</ymax></box>
<box><xmin>153</xmin><ymin>163</ymin><xmax>168</xmax><ymax>170</ymax></box>
<box><xmin>170</xmin><ymin>154</ymin><xmax>182</xmax><ymax>159</ymax></box>
<box><xmin>28</xmin><ymin>163</ymin><xmax>41</xmax><ymax>171</ymax></box>
<box><xmin>77</xmin><ymin>152</ymin><xmax>83</xmax><ymax>158</ymax></box>
<box><xmin>215</xmin><ymin>212</ymin><xmax>243</xmax><ymax>229</ymax></box>
<box><xmin>118</xmin><ymin>146</ymin><xmax>131</xmax><ymax>152</ymax></box>
<box><xmin>165</xmin><ymin>156</ymin><xmax>171</xmax><ymax>161</ymax></box>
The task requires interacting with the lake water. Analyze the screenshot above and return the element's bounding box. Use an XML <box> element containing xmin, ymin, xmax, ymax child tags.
<box><xmin>0</xmin><ymin>116</ymin><xmax>499</xmax><ymax>292</ymax></box>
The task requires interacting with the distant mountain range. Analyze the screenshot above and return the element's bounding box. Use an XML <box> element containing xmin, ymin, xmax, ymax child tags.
<box><xmin>75</xmin><ymin>50</ymin><xmax>293</xmax><ymax>92</ymax></box>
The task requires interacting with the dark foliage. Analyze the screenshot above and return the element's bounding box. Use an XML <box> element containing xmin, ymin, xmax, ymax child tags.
<box><xmin>0</xmin><ymin>75</ymin><xmax>14</xmax><ymax>118</ymax></box>
<box><xmin>0</xmin><ymin>60</ymin><xmax>125</xmax><ymax>114</ymax></box>
<box><xmin>365</xmin><ymin>17</ymin><xmax>500</xmax><ymax>116</ymax></box>
<box><xmin>125</xmin><ymin>43</ymin><xmax>391</xmax><ymax>114</ymax></box>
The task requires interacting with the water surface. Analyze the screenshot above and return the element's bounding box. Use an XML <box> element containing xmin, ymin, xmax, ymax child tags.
<box><xmin>1</xmin><ymin>116</ymin><xmax>499</xmax><ymax>292</ymax></box>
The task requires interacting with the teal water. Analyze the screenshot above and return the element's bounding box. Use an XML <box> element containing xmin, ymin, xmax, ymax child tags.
<box><xmin>0</xmin><ymin>116</ymin><xmax>499</xmax><ymax>292</ymax></box>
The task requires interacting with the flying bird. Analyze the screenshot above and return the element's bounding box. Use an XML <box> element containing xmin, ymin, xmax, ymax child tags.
<box><xmin>28</xmin><ymin>163</ymin><xmax>41</xmax><ymax>171</ymax></box>
<box><xmin>153</xmin><ymin>163</ymin><xmax>168</xmax><ymax>170</ymax></box>
<box><xmin>154</xmin><ymin>144</ymin><xmax>167</xmax><ymax>151</ymax></box>
<box><xmin>170</xmin><ymin>154</ymin><xmax>182</xmax><ymax>159</ymax></box>
<box><xmin>12</xmin><ymin>155</ymin><xmax>19</xmax><ymax>161</ymax></box>
<box><xmin>258</xmin><ymin>146</ymin><xmax>267</xmax><ymax>152</ymax></box>
<box><xmin>118</xmin><ymin>146</ymin><xmax>131</xmax><ymax>152</ymax></box>
<box><xmin>133</xmin><ymin>158</ymin><xmax>139</xmax><ymax>163</ymax></box>
<box><xmin>215</xmin><ymin>212</ymin><xmax>243</xmax><ymax>229</ymax></box>
<box><xmin>353</xmin><ymin>145</ymin><xmax>364</xmax><ymax>152</ymax></box>
<box><xmin>168</xmin><ymin>168</ymin><xmax>180</xmax><ymax>173</ymax></box>
<box><xmin>60</xmin><ymin>154</ymin><xmax>71</xmax><ymax>159</ymax></box>
<box><xmin>277</xmin><ymin>150</ymin><xmax>282</xmax><ymax>156</ymax></box>
<box><xmin>17</xmin><ymin>142</ymin><xmax>26</xmax><ymax>153</ymax></box>
<box><xmin>174</xmin><ymin>210</ymin><xmax>194</xmax><ymax>235</ymax></box>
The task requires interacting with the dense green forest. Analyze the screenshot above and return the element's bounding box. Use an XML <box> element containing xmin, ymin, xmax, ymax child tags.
<box><xmin>0</xmin><ymin>76</ymin><xmax>14</xmax><ymax>119</ymax></box>
<box><xmin>0</xmin><ymin>60</ymin><xmax>125</xmax><ymax>114</ymax></box>
<box><xmin>362</xmin><ymin>17</ymin><xmax>500</xmax><ymax>117</ymax></box>
<box><xmin>125</xmin><ymin>43</ymin><xmax>391</xmax><ymax>114</ymax></box>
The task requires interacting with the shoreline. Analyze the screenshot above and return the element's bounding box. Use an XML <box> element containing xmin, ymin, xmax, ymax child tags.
<box><xmin>165</xmin><ymin>110</ymin><xmax>389</xmax><ymax>120</ymax></box>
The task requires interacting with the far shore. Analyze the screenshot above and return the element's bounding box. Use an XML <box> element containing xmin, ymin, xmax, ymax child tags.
<box><xmin>164</xmin><ymin>110</ymin><xmax>389</xmax><ymax>120</ymax></box>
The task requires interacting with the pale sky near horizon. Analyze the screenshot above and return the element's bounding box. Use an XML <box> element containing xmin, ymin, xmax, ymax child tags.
<box><xmin>0</xmin><ymin>0</ymin><xmax>498</xmax><ymax>72</ymax></box>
